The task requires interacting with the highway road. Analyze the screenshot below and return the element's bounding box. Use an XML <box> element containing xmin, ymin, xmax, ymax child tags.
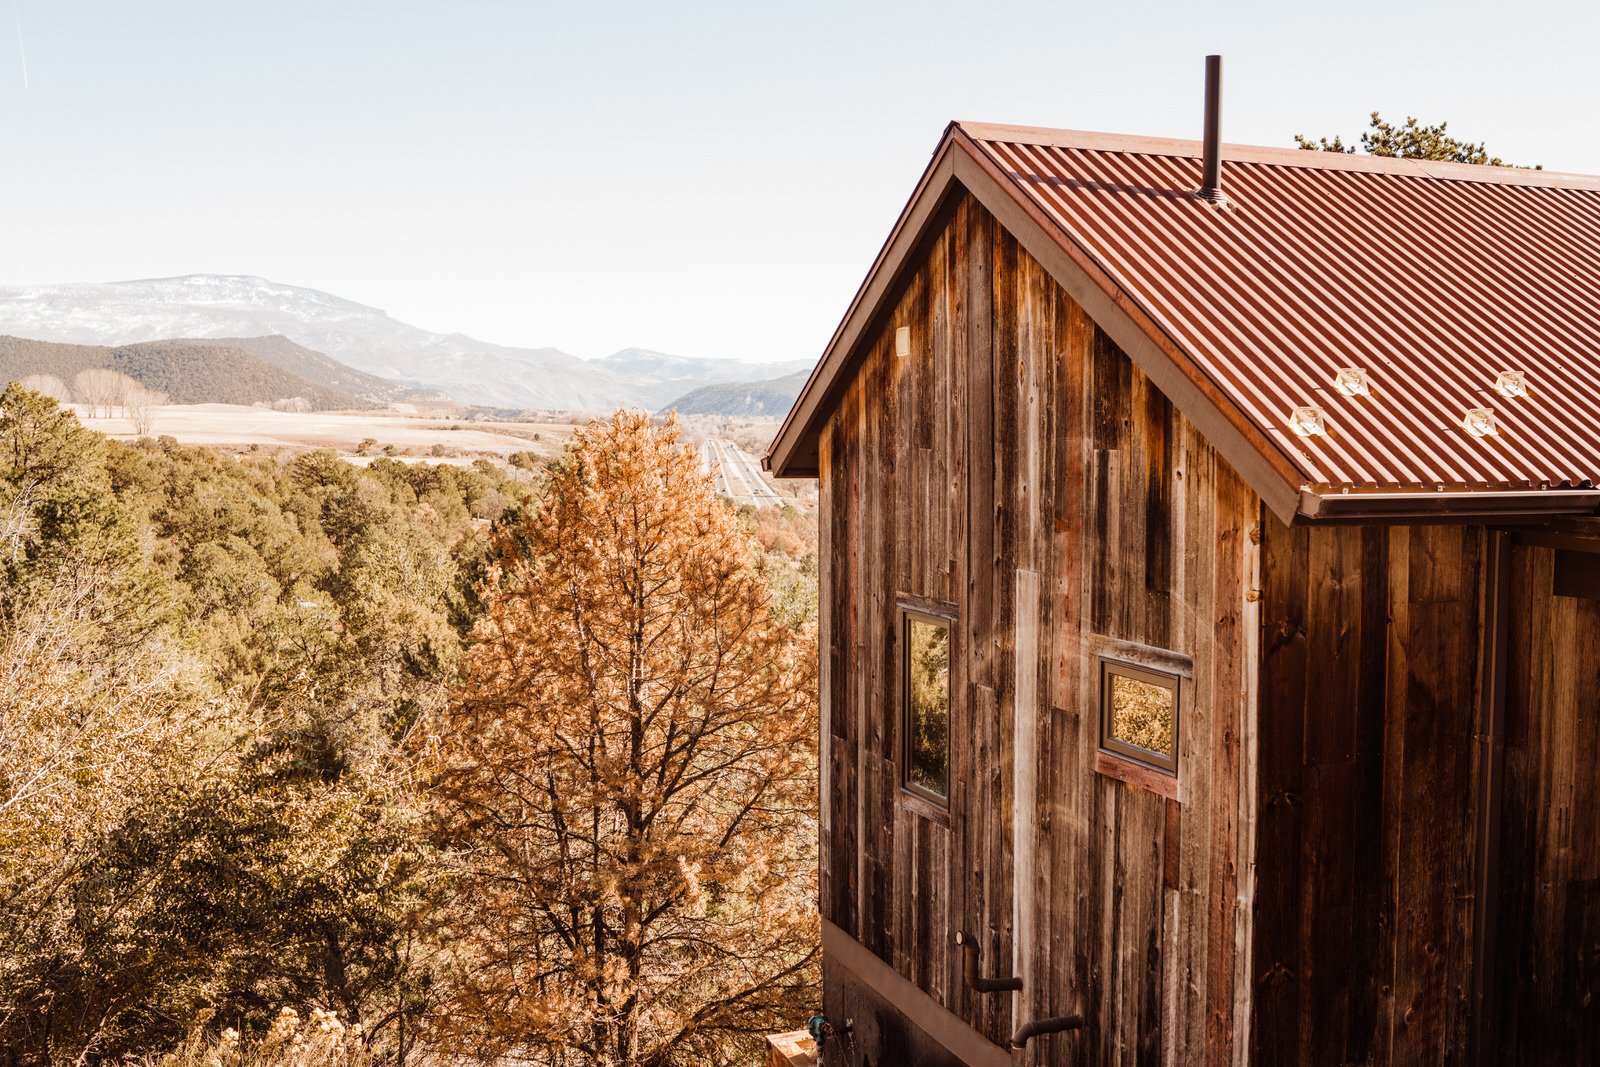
<box><xmin>700</xmin><ymin>438</ymin><xmax>785</xmax><ymax>509</ymax></box>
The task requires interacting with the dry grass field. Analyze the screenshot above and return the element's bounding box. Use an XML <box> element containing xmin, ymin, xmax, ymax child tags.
<box><xmin>75</xmin><ymin>403</ymin><xmax>582</xmax><ymax>461</ymax></box>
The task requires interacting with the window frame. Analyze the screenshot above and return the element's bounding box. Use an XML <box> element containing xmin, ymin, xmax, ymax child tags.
<box><xmin>899</xmin><ymin>605</ymin><xmax>955</xmax><ymax>809</ymax></box>
<box><xmin>1098</xmin><ymin>656</ymin><xmax>1180</xmax><ymax>776</ymax></box>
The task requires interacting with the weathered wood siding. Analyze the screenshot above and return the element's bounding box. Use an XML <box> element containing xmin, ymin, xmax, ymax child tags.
<box><xmin>1496</xmin><ymin>542</ymin><xmax>1600</xmax><ymax>1064</ymax></box>
<box><xmin>819</xmin><ymin>191</ymin><xmax>1259</xmax><ymax>1066</ymax></box>
<box><xmin>1253</xmin><ymin>526</ymin><xmax>1600</xmax><ymax>1065</ymax></box>
<box><xmin>1252</xmin><ymin>524</ymin><xmax>1486</xmax><ymax>1065</ymax></box>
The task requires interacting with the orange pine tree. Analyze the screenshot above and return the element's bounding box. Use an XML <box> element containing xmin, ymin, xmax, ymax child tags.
<box><xmin>433</xmin><ymin>411</ymin><xmax>818</xmax><ymax>1067</ymax></box>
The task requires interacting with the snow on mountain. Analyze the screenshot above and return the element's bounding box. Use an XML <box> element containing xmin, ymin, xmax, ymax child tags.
<box><xmin>0</xmin><ymin>275</ymin><xmax>810</xmax><ymax>412</ymax></box>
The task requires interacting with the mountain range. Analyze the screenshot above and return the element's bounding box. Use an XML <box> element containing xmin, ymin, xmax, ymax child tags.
<box><xmin>0</xmin><ymin>275</ymin><xmax>811</xmax><ymax>412</ymax></box>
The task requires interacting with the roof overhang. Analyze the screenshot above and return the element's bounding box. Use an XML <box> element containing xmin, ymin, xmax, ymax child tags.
<box><xmin>766</xmin><ymin>124</ymin><xmax>1600</xmax><ymax>527</ymax></box>
<box><xmin>1296</xmin><ymin>488</ymin><xmax>1600</xmax><ymax>524</ymax></box>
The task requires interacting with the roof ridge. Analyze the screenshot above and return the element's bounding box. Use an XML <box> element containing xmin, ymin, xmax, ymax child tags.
<box><xmin>954</xmin><ymin>121</ymin><xmax>1600</xmax><ymax>192</ymax></box>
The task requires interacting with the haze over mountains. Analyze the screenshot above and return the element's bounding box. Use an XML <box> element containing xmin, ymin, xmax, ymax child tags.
<box><xmin>0</xmin><ymin>275</ymin><xmax>811</xmax><ymax>412</ymax></box>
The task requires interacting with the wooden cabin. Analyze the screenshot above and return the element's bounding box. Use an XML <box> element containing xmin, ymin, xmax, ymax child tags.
<box><xmin>765</xmin><ymin>114</ymin><xmax>1600</xmax><ymax>1066</ymax></box>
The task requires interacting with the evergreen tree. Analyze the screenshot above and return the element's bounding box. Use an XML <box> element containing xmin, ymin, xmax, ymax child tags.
<box><xmin>1294</xmin><ymin>112</ymin><xmax>1536</xmax><ymax>168</ymax></box>
<box><xmin>0</xmin><ymin>389</ymin><xmax>531</xmax><ymax>1063</ymax></box>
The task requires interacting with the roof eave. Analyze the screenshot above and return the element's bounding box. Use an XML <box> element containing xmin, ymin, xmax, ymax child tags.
<box><xmin>1296</xmin><ymin>488</ymin><xmax>1600</xmax><ymax>525</ymax></box>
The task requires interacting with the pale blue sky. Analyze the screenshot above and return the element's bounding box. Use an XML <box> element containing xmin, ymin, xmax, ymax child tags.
<box><xmin>2</xmin><ymin>0</ymin><xmax>1596</xmax><ymax>364</ymax></box>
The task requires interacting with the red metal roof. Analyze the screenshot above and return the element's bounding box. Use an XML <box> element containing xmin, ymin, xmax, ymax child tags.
<box><xmin>767</xmin><ymin>121</ymin><xmax>1600</xmax><ymax>520</ymax></box>
<box><xmin>962</xmin><ymin>123</ymin><xmax>1600</xmax><ymax>495</ymax></box>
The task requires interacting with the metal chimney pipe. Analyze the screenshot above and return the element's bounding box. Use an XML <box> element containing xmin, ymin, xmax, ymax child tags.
<box><xmin>1198</xmin><ymin>54</ymin><xmax>1228</xmax><ymax>205</ymax></box>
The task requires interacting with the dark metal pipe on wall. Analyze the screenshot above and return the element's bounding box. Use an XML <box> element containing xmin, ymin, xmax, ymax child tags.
<box><xmin>1011</xmin><ymin>1013</ymin><xmax>1085</xmax><ymax>1050</ymax></box>
<box><xmin>953</xmin><ymin>931</ymin><xmax>1022</xmax><ymax>993</ymax></box>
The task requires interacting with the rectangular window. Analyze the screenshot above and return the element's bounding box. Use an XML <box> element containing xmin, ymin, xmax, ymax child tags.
<box><xmin>903</xmin><ymin>612</ymin><xmax>951</xmax><ymax>803</ymax></box>
<box><xmin>1100</xmin><ymin>658</ymin><xmax>1179</xmax><ymax>775</ymax></box>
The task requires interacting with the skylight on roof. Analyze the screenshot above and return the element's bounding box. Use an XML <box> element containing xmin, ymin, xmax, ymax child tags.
<box><xmin>1494</xmin><ymin>371</ymin><xmax>1528</xmax><ymax>399</ymax></box>
<box><xmin>1463</xmin><ymin>408</ymin><xmax>1499</xmax><ymax>437</ymax></box>
<box><xmin>1334</xmin><ymin>368</ymin><xmax>1370</xmax><ymax>396</ymax></box>
<box><xmin>1289</xmin><ymin>406</ymin><xmax>1326</xmax><ymax>437</ymax></box>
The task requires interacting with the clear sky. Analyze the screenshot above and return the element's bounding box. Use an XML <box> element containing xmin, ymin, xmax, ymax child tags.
<box><xmin>3</xmin><ymin>0</ymin><xmax>1596</xmax><ymax>365</ymax></box>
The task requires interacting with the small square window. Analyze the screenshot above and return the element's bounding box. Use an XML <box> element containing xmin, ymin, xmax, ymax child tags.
<box><xmin>902</xmin><ymin>612</ymin><xmax>951</xmax><ymax>803</ymax></box>
<box><xmin>1100</xmin><ymin>658</ymin><xmax>1178</xmax><ymax>775</ymax></box>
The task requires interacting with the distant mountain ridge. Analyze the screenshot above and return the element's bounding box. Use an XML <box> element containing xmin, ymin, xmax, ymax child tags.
<box><xmin>0</xmin><ymin>335</ymin><xmax>370</xmax><ymax>410</ymax></box>
<box><xmin>214</xmin><ymin>335</ymin><xmax>442</xmax><ymax>404</ymax></box>
<box><xmin>0</xmin><ymin>275</ymin><xmax>811</xmax><ymax>411</ymax></box>
<box><xmin>660</xmin><ymin>370</ymin><xmax>808</xmax><ymax>417</ymax></box>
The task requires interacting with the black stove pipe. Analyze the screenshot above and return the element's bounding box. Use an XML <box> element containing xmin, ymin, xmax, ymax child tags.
<box><xmin>1198</xmin><ymin>54</ymin><xmax>1228</xmax><ymax>205</ymax></box>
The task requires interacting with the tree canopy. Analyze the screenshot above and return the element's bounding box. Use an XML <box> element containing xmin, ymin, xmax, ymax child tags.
<box><xmin>1294</xmin><ymin>112</ymin><xmax>1537</xmax><ymax>168</ymax></box>
<box><xmin>0</xmin><ymin>389</ymin><xmax>821</xmax><ymax>1067</ymax></box>
<box><xmin>433</xmin><ymin>411</ymin><xmax>819</xmax><ymax>1067</ymax></box>
<box><xmin>0</xmin><ymin>386</ymin><xmax>530</xmax><ymax>1062</ymax></box>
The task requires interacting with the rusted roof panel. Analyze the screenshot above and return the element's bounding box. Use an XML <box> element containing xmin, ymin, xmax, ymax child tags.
<box><xmin>961</xmin><ymin>124</ymin><xmax>1600</xmax><ymax>495</ymax></box>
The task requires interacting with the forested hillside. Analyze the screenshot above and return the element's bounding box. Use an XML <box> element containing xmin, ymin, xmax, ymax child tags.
<box><xmin>179</xmin><ymin>335</ymin><xmax>437</xmax><ymax>404</ymax></box>
<box><xmin>0</xmin><ymin>335</ymin><xmax>370</xmax><ymax>409</ymax></box>
<box><xmin>661</xmin><ymin>370</ymin><xmax>808</xmax><ymax>416</ymax></box>
<box><xmin>0</xmin><ymin>387</ymin><xmax>818</xmax><ymax>1067</ymax></box>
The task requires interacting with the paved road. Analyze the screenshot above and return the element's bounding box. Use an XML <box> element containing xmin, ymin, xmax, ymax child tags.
<box><xmin>701</xmin><ymin>438</ymin><xmax>785</xmax><ymax>509</ymax></box>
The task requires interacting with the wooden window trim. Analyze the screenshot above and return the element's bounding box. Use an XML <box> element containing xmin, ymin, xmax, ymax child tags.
<box><xmin>1098</xmin><ymin>656</ymin><xmax>1180</xmax><ymax>778</ymax></box>
<box><xmin>898</xmin><ymin>592</ymin><xmax>957</xmax><ymax>620</ymax></box>
<box><xmin>1087</xmin><ymin>634</ymin><xmax>1194</xmax><ymax>679</ymax></box>
<box><xmin>898</xmin><ymin>600</ymin><xmax>955</xmax><ymax>813</ymax></box>
<box><xmin>1096</xmin><ymin>749</ymin><xmax>1180</xmax><ymax>800</ymax></box>
<box><xmin>899</xmin><ymin>786</ymin><xmax>951</xmax><ymax>826</ymax></box>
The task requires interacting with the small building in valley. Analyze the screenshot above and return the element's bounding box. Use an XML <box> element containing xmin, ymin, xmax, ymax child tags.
<box><xmin>766</xmin><ymin>68</ymin><xmax>1600</xmax><ymax>1066</ymax></box>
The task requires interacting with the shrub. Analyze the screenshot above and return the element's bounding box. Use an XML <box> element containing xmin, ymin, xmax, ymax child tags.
<box><xmin>153</xmin><ymin>1008</ymin><xmax>372</xmax><ymax>1067</ymax></box>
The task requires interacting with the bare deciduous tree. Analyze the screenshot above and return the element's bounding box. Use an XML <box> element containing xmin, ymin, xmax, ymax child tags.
<box><xmin>434</xmin><ymin>410</ymin><xmax>819</xmax><ymax>1067</ymax></box>
<box><xmin>14</xmin><ymin>374</ymin><xmax>71</xmax><ymax>404</ymax></box>
<box><xmin>72</xmin><ymin>368</ymin><xmax>138</xmax><ymax>418</ymax></box>
<box><xmin>126</xmin><ymin>386</ymin><xmax>168</xmax><ymax>436</ymax></box>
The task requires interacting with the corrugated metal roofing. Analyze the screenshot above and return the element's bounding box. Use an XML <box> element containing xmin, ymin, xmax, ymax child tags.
<box><xmin>962</xmin><ymin>124</ymin><xmax>1600</xmax><ymax>495</ymax></box>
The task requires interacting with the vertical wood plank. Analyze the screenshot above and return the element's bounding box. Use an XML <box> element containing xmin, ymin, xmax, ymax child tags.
<box><xmin>1172</xmin><ymin>427</ymin><xmax>1216</xmax><ymax>1065</ymax></box>
<box><xmin>1014</xmin><ymin>567</ymin><xmax>1041</xmax><ymax>1030</ymax></box>
<box><xmin>1231</xmin><ymin>500</ymin><xmax>1263</xmax><ymax>1067</ymax></box>
<box><xmin>818</xmin><ymin>423</ymin><xmax>835</xmax><ymax>929</ymax></box>
<box><xmin>1203</xmin><ymin>464</ymin><xmax>1248</xmax><ymax>1067</ymax></box>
